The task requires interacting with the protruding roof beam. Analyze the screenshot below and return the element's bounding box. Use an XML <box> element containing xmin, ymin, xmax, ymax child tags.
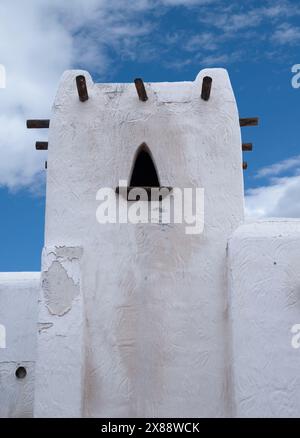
<box><xmin>242</xmin><ymin>143</ymin><xmax>253</xmax><ymax>151</ymax></box>
<box><xmin>27</xmin><ymin>120</ymin><xmax>50</xmax><ymax>129</ymax></box>
<box><xmin>134</xmin><ymin>78</ymin><xmax>148</xmax><ymax>102</ymax></box>
<box><xmin>36</xmin><ymin>141</ymin><xmax>48</xmax><ymax>150</ymax></box>
<box><xmin>76</xmin><ymin>75</ymin><xmax>89</xmax><ymax>102</ymax></box>
<box><xmin>240</xmin><ymin>118</ymin><xmax>259</xmax><ymax>127</ymax></box>
<box><xmin>201</xmin><ymin>76</ymin><xmax>212</xmax><ymax>101</ymax></box>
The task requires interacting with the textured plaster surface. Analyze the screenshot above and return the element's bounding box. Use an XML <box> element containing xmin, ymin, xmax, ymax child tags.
<box><xmin>34</xmin><ymin>246</ymin><xmax>84</xmax><ymax>418</ymax></box>
<box><xmin>229</xmin><ymin>220</ymin><xmax>300</xmax><ymax>417</ymax></box>
<box><xmin>0</xmin><ymin>272</ymin><xmax>39</xmax><ymax>417</ymax></box>
<box><xmin>41</xmin><ymin>68</ymin><xmax>244</xmax><ymax>417</ymax></box>
<box><xmin>43</xmin><ymin>260</ymin><xmax>79</xmax><ymax>316</ymax></box>
<box><xmin>2</xmin><ymin>71</ymin><xmax>300</xmax><ymax>419</ymax></box>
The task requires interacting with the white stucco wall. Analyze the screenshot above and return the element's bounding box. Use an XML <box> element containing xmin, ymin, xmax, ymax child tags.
<box><xmin>36</xmin><ymin>68</ymin><xmax>244</xmax><ymax>417</ymax></box>
<box><xmin>0</xmin><ymin>272</ymin><xmax>39</xmax><ymax>418</ymax></box>
<box><xmin>229</xmin><ymin>220</ymin><xmax>300</xmax><ymax>417</ymax></box>
<box><xmin>2</xmin><ymin>72</ymin><xmax>300</xmax><ymax>419</ymax></box>
<box><xmin>34</xmin><ymin>247</ymin><xmax>84</xmax><ymax>418</ymax></box>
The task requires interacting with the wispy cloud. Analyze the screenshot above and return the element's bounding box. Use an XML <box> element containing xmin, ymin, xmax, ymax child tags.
<box><xmin>198</xmin><ymin>1</ymin><xmax>300</xmax><ymax>33</ymax></box>
<box><xmin>272</xmin><ymin>23</ymin><xmax>300</xmax><ymax>45</ymax></box>
<box><xmin>173</xmin><ymin>0</ymin><xmax>300</xmax><ymax>70</ymax></box>
<box><xmin>254</xmin><ymin>155</ymin><xmax>300</xmax><ymax>179</ymax></box>
<box><xmin>184</xmin><ymin>33</ymin><xmax>219</xmax><ymax>52</ymax></box>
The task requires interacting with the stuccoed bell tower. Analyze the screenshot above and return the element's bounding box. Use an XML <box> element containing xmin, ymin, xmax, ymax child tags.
<box><xmin>34</xmin><ymin>68</ymin><xmax>244</xmax><ymax>417</ymax></box>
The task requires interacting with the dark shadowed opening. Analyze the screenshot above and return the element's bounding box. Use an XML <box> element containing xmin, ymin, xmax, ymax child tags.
<box><xmin>130</xmin><ymin>145</ymin><xmax>160</xmax><ymax>187</ymax></box>
<box><xmin>15</xmin><ymin>366</ymin><xmax>27</xmax><ymax>379</ymax></box>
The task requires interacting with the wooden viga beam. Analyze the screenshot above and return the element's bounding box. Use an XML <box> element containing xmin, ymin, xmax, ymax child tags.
<box><xmin>201</xmin><ymin>76</ymin><xmax>212</xmax><ymax>101</ymax></box>
<box><xmin>240</xmin><ymin>117</ymin><xmax>259</xmax><ymax>127</ymax></box>
<box><xmin>76</xmin><ymin>75</ymin><xmax>89</xmax><ymax>102</ymax></box>
<box><xmin>242</xmin><ymin>143</ymin><xmax>253</xmax><ymax>151</ymax></box>
<box><xmin>27</xmin><ymin>120</ymin><xmax>50</xmax><ymax>129</ymax></box>
<box><xmin>134</xmin><ymin>78</ymin><xmax>148</xmax><ymax>101</ymax></box>
<box><xmin>243</xmin><ymin>162</ymin><xmax>248</xmax><ymax>170</ymax></box>
<box><xmin>36</xmin><ymin>141</ymin><xmax>48</xmax><ymax>150</ymax></box>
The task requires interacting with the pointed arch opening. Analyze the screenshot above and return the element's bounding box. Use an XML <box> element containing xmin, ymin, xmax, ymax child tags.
<box><xmin>129</xmin><ymin>143</ymin><xmax>160</xmax><ymax>188</ymax></box>
<box><xmin>115</xmin><ymin>143</ymin><xmax>172</xmax><ymax>201</ymax></box>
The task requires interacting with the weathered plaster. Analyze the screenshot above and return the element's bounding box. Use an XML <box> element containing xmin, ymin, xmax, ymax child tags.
<box><xmin>229</xmin><ymin>220</ymin><xmax>300</xmax><ymax>417</ymax></box>
<box><xmin>39</xmin><ymin>68</ymin><xmax>244</xmax><ymax>417</ymax></box>
<box><xmin>43</xmin><ymin>260</ymin><xmax>79</xmax><ymax>316</ymax></box>
<box><xmin>37</xmin><ymin>322</ymin><xmax>53</xmax><ymax>333</ymax></box>
<box><xmin>0</xmin><ymin>361</ymin><xmax>35</xmax><ymax>418</ymax></box>
<box><xmin>0</xmin><ymin>272</ymin><xmax>39</xmax><ymax>418</ymax></box>
<box><xmin>34</xmin><ymin>246</ymin><xmax>84</xmax><ymax>418</ymax></box>
<box><xmin>3</xmin><ymin>69</ymin><xmax>300</xmax><ymax>419</ymax></box>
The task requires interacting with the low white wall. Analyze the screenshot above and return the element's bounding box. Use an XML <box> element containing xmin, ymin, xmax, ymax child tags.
<box><xmin>229</xmin><ymin>220</ymin><xmax>300</xmax><ymax>417</ymax></box>
<box><xmin>0</xmin><ymin>272</ymin><xmax>39</xmax><ymax>418</ymax></box>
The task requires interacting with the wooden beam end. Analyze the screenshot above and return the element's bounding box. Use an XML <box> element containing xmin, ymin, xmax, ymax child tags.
<box><xmin>134</xmin><ymin>78</ymin><xmax>148</xmax><ymax>101</ymax></box>
<box><xmin>76</xmin><ymin>75</ymin><xmax>89</xmax><ymax>102</ymax></box>
<box><xmin>242</xmin><ymin>143</ymin><xmax>253</xmax><ymax>152</ymax></box>
<box><xmin>27</xmin><ymin>119</ymin><xmax>50</xmax><ymax>129</ymax></box>
<box><xmin>201</xmin><ymin>76</ymin><xmax>213</xmax><ymax>101</ymax></box>
<box><xmin>240</xmin><ymin>117</ymin><xmax>259</xmax><ymax>127</ymax></box>
<box><xmin>36</xmin><ymin>141</ymin><xmax>48</xmax><ymax>150</ymax></box>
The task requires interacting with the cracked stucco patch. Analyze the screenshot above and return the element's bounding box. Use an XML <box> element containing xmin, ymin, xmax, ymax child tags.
<box><xmin>54</xmin><ymin>246</ymin><xmax>83</xmax><ymax>261</ymax></box>
<box><xmin>42</xmin><ymin>261</ymin><xmax>79</xmax><ymax>316</ymax></box>
<box><xmin>38</xmin><ymin>322</ymin><xmax>54</xmax><ymax>333</ymax></box>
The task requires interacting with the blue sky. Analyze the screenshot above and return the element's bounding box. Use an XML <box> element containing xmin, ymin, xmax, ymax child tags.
<box><xmin>0</xmin><ymin>0</ymin><xmax>300</xmax><ymax>271</ymax></box>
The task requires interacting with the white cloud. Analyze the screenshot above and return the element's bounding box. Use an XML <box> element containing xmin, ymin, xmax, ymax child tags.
<box><xmin>200</xmin><ymin>51</ymin><xmax>241</xmax><ymax>66</ymax></box>
<box><xmin>0</xmin><ymin>0</ymin><xmax>299</xmax><ymax>191</ymax></box>
<box><xmin>0</xmin><ymin>0</ymin><xmax>223</xmax><ymax>191</ymax></box>
<box><xmin>198</xmin><ymin>1</ymin><xmax>300</xmax><ymax>36</ymax></box>
<box><xmin>246</xmin><ymin>156</ymin><xmax>300</xmax><ymax>219</ymax></box>
<box><xmin>272</xmin><ymin>23</ymin><xmax>300</xmax><ymax>45</ymax></box>
<box><xmin>176</xmin><ymin>0</ymin><xmax>300</xmax><ymax>69</ymax></box>
<box><xmin>184</xmin><ymin>32</ymin><xmax>219</xmax><ymax>52</ymax></box>
<box><xmin>0</xmin><ymin>0</ymin><xmax>72</xmax><ymax>190</ymax></box>
<box><xmin>0</xmin><ymin>0</ymin><xmax>163</xmax><ymax>191</ymax></box>
<box><xmin>245</xmin><ymin>175</ymin><xmax>300</xmax><ymax>219</ymax></box>
<box><xmin>254</xmin><ymin>155</ymin><xmax>300</xmax><ymax>179</ymax></box>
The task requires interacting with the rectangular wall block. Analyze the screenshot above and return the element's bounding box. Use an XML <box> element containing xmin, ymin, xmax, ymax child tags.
<box><xmin>0</xmin><ymin>272</ymin><xmax>39</xmax><ymax>418</ymax></box>
<box><xmin>229</xmin><ymin>221</ymin><xmax>300</xmax><ymax>418</ymax></box>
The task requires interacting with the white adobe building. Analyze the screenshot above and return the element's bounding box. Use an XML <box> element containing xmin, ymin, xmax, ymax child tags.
<box><xmin>1</xmin><ymin>68</ymin><xmax>300</xmax><ymax>418</ymax></box>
